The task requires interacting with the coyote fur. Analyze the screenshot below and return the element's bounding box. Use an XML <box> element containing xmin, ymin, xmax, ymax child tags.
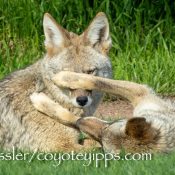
<box><xmin>31</xmin><ymin>71</ymin><xmax>175</xmax><ymax>153</ymax></box>
<box><xmin>0</xmin><ymin>12</ymin><xmax>112</xmax><ymax>151</ymax></box>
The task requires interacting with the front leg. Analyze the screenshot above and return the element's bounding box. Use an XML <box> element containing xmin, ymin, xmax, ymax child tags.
<box><xmin>30</xmin><ymin>92</ymin><xmax>101</xmax><ymax>150</ymax></box>
<box><xmin>30</xmin><ymin>92</ymin><xmax>80</xmax><ymax>126</ymax></box>
<box><xmin>52</xmin><ymin>71</ymin><xmax>151</xmax><ymax>107</ymax></box>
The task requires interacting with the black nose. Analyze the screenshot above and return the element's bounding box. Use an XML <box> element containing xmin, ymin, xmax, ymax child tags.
<box><xmin>76</xmin><ymin>96</ymin><xmax>88</xmax><ymax>106</ymax></box>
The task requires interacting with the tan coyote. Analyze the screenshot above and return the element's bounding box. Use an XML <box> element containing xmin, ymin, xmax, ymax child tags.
<box><xmin>0</xmin><ymin>12</ymin><xmax>112</xmax><ymax>151</ymax></box>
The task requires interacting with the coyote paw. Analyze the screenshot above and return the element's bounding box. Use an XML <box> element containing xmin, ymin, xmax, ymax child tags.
<box><xmin>70</xmin><ymin>107</ymin><xmax>84</xmax><ymax>117</ymax></box>
<box><xmin>30</xmin><ymin>92</ymin><xmax>54</xmax><ymax>112</ymax></box>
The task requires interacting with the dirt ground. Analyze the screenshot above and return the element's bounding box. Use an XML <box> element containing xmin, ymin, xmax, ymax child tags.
<box><xmin>95</xmin><ymin>95</ymin><xmax>175</xmax><ymax>121</ymax></box>
<box><xmin>95</xmin><ymin>96</ymin><xmax>133</xmax><ymax>120</ymax></box>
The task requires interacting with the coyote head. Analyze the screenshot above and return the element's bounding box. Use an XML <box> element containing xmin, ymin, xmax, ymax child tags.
<box><xmin>76</xmin><ymin>117</ymin><xmax>160</xmax><ymax>153</ymax></box>
<box><xmin>41</xmin><ymin>12</ymin><xmax>112</xmax><ymax>108</ymax></box>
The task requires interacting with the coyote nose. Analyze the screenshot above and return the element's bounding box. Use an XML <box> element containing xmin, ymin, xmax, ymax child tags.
<box><xmin>76</xmin><ymin>96</ymin><xmax>88</xmax><ymax>106</ymax></box>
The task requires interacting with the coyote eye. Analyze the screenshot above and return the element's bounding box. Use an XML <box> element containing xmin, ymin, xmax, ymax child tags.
<box><xmin>86</xmin><ymin>69</ymin><xmax>97</xmax><ymax>75</ymax></box>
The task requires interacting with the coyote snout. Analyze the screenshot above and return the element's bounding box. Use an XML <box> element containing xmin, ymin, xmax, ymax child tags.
<box><xmin>76</xmin><ymin>96</ymin><xmax>88</xmax><ymax>106</ymax></box>
<box><xmin>70</xmin><ymin>89</ymin><xmax>92</xmax><ymax>107</ymax></box>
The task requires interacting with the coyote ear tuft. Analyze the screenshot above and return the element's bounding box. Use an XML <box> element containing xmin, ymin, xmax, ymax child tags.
<box><xmin>125</xmin><ymin>117</ymin><xmax>159</xmax><ymax>143</ymax></box>
<box><xmin>43</xmin><ymin>13</ymin><xmax>70</xmax><ymax>54</ymax></box>
<box><xmin>84</xmin><ymin>12</ymin><xmax>111</xmax><ymax>51</ymax></box>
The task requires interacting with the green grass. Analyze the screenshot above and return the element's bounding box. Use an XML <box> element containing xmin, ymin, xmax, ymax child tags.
<box><xmin>0</xmin><ymin>0</ymin><xmax>175</xmax><ymax>94</ymax></box>
<box><xmin>1</xmin><ymin>0</ymin><xmax>175</xmax><ymax>174</ymax></box>
<box><xmin>0</xmin><ymin>150</ymin><xmax>175</xmax><ymax>175</ymax></box>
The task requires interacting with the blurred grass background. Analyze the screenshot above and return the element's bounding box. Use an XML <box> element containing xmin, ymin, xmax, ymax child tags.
<box><xmin>0</xmin><ymin>0</ymin><xmax>175</xmax><ymax>95</ymax></box>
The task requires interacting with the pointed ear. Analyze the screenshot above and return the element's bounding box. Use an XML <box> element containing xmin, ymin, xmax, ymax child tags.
<box><xmin>76</xmin><ymin>117</ymin><xmax>109</xmax><ymax>142</ymax></box>
<box><xmin>84</xmin><ymin>12</ymin><xmax>112</xmax><ymax>53</ymax></box>
<box><xmin>43</xmin><ymin>13</ymin><xmax>70</xmax><ymax>55</ymax></box>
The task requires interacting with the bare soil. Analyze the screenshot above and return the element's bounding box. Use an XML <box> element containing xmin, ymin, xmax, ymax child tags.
<box><xmin>95</xmin><ymin>96</ymin><xmax>133</xmax><ymax>120</ymax></box>
<box><xmin>95</xmin><ymin>95</ymin><xmax>175</xmax><ymax>121</ymax></box>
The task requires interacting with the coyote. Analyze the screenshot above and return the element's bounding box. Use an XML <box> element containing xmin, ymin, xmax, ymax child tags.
<box><xmin>0</xmin><ymin>12</ymin><xmax>112</xmax><ymax>151</ymax></box>
<box><xmin>31</xmin><ymin>71</ymin><xmax>175</xmax><ymax>153</ymax></box>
